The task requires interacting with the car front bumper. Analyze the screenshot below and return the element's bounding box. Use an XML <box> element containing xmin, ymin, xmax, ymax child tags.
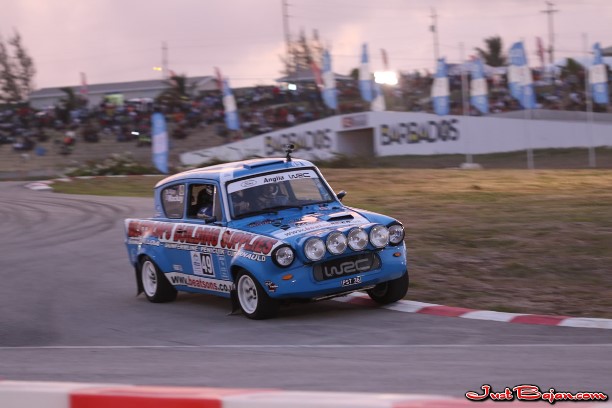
<box><xmin>257</xmin><ymin>245</ymin><xmax>407</xmax><ymax>300</ymax></box>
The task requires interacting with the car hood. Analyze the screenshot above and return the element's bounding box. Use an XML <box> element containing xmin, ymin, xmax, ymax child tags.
<box><xmin>231</xmin><ymin>206</ymin><xmax>371</xmax><ymax>241</ymax></box>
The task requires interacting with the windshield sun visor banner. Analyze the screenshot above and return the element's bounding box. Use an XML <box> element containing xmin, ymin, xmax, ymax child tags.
<box><xmin>227</xmin><ymin>170</ymin><xmax>319</xmax><ymax>194</ymax></box>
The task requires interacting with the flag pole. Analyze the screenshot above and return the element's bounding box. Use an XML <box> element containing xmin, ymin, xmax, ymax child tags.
<box><xmin>524</xmin><ymin>101</ymin><xmax>534</xmax><ymax>170</ymax></box>
<box><xmin>583</xmin><ymin>33</ymin><xmax>596</xmax><ymax>168</ymax></box>
<box><xmin>521</xmin><ymin>39</ymin><xmax>535</xmax><ymax>170</ymax></box>
<box><xmin>460</xmin><ymin>43</ymin><xmax>473</xmax><ymax>165</ymax></box>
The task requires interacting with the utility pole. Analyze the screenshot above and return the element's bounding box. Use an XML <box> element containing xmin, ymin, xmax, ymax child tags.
<box><xmin>541</xmin><ymin>1</ymin><xmax>559</xmax><ymax>65</ymax></box>
<box><xmin>430</xmin><ymin>8</ymin><xmax>440</xmax><ymax>64</ymax></box>
<box><xmin>281</xmin><ymin>0</ymin><xmax>291</xmax><ymax>78</ymax></box>
<box><xmin>162</xmin><ymin>41</ymin><xmax>168</xmax><ymax>79</ymax></box>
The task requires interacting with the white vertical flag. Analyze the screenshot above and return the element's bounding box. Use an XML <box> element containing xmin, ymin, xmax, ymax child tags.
<box><xmin>222</xmin><ymin>78</ymin><xmax>240</xmax><ymax>130</ymax></box>
<box><xmin>371</xmin><ymin>82</ymin><xmax>386</xmax><ymax>112</ymax></box>
<box><xmin>470</xmin><ymin>57</ymin><xmax>489</xmax><ymax>114</ymax></box>
<box><xmin>432</xmin><ymin>58</ymin><xmax>449</xmax><ymax>115</ymax></box>
<box><xmin>321</xmin><ymin>49</ymin><xmax>338</xmax><ymax>110</ymax></box>
<box><xmin>590</xmin><ymin>42</ymin><xmax>609</xmax><ymax>105</ymax></box>
<box><xmin>508</xmin><ymin>42</ymin><xmax>536</xmax><ymax>109</ymax></box>
<box><xmin>151</xmin><ymin>112</ymin><xmax>168</xmax><ymax>174</ymax></box>
<box><xmin>359</xmin><ymin>43</ymin><xmax>373</xmax><ymax>102</ymax></box>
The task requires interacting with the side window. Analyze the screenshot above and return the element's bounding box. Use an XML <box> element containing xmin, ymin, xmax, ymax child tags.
<box><xmin>189</xmin><ymin>184</ymin><xmax>222</xmax><ymax>220</ymax></box>
<box><xmin>161</xmin><ymin>184</ymin><xmax>185</xmax><ymax>219</ymax></box>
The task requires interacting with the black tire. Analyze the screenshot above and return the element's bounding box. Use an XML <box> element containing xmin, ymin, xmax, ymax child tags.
<box><xmin>367</xmin><ymin>271</ymin><xmax>409</xmax><ymax>305</ymax></box>
<box><xmin>139</xmin><ymin>256</ymin><xmax>177</xmax><ymax>303</ymax></box>
<box><xmin>235</xmin><ymin>271</ymin><xmax>279</xmax><ymax>319</ymax></box>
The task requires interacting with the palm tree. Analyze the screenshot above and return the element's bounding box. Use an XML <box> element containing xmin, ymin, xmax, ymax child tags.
<box><xmin>59</xmin><ymin>87</ymin><xmax>79</xmax><ymax>111</ymax></box>
<box><xmin>55</xmin><ymin>86</ymin><xmax>85</xmax><ymax>124</ymax></box>
<box><xmin>475</xmin><ymin>36</ymin><xmax>507</xmax><ymax>67</ymax></box>
<box><xmin>156</xmin><ymin>73</ymin><xmax>192</xmax><ymax>107</ymax></box>
<box><xmin>560</xmin><ymin>58</ymin><xmax>585</xmax><ymax>92</ymax></box>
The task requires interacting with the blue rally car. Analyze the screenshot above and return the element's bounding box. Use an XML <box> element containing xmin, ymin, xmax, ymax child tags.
<box><xmin>124</xmin><ymin>148</ymin><xmax>408</xmax><ymax>319</ymax></box>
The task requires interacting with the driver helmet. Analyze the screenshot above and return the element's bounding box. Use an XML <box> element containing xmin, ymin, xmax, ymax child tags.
<box><xmin>261</xmin><ymin>183</ymin><xmax>279</xmax><ymax>198</ymax></box>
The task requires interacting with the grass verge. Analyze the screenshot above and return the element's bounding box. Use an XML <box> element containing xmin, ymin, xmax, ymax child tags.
<box><xmin>51</xmin><ymin>169</ymin><xmax>612</xmax><ymax>318</ymax></box>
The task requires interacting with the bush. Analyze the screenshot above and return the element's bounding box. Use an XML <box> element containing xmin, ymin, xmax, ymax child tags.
<box><xmin>65</xmin><ymin>153</ymin><xmax>161</xmax><ymax>176</ymax></box>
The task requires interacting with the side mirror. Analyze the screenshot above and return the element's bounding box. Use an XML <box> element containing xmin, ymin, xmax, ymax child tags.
<box><xmin>336</xmin><ymin>190</ymin><xmax>347</xmax><ymax>201</ymax></box>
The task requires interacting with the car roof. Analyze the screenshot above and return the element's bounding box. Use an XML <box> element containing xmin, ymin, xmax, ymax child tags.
<box><xmin>155</xmin><ymin>158</ymin><xmax>316</xmax><ymax>188</ymax></box>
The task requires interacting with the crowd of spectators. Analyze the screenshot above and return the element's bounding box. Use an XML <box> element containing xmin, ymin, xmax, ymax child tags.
<box><xmin>0</xmin><ymin>81</ymin><xmax>363</xmax><ymax>156</ymax></box>
<box><xmin>0</xmin><ymin>69</ymin><xmax>609</xmax><ymax>158</ymax></box>
<box><xmin>398</xmin><ymin>67</ymin><xmax>610</xmax><ymax>115</ymax></box>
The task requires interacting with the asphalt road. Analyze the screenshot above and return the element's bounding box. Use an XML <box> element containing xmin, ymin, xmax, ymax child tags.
<box><xmin>0</xmin><ymin>182</ymin><xmax>610</xmax><ymax>397</ymax></box>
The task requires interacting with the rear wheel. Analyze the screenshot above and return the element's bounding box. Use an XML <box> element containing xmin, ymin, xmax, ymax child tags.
<box><xmin>367</xmin><ymin>271</ymin><xmax>409</xmax><ymax>305</ymax></box>
<box><xmin>139</xmin><ymin>256</ymin><xmax>177</xmax><ymax>303</ymax></box>
<box><xmin>236</xmin><ymin>271</ymin><xmax>279</xmax><ymax>319</ymax></box>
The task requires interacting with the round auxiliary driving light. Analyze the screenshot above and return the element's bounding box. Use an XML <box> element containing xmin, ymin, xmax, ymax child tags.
<box><xmin>347</xmin><ymin>228</ymin><xmax>368</xmax><ymax>251</ymax></box>
<box><xmin>304</xmin><ymin>237</ymin><xmax>326</xmax><ymax>261</ymax></box>
<box><xmin>326</xmin><ymin>231</ymin><xmax>347</xmax><ymax>255</ymax></box>
<box><xmin>369</xmin><ymin>225</ymin><xmax>390</xmax><ymax>248</ymax></box>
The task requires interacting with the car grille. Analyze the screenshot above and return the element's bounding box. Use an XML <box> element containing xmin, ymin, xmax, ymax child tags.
<box><xmin>312</xmin><ymin>252</ymin><xmax>380</xmax><ymax>282</ymax></box>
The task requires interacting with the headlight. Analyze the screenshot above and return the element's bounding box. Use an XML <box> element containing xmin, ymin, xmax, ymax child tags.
<box><xmin>326</xmin><ymin>231</ymin><xmax>347</xmax><ymax>255</ymax></box>
<box><xmin>388</xmin><ymin>224</ymin><xmax>405</xmax><ymax>245</ymax></box>
<box><xmin>304</xmin><ymin>237</ymin><xmax>326</xmax><ymax>261</ymax></box>
<box><xmin>347</xmin><ymin>228</ymin><xmax>368</xmax><ymax>251</ymax></box>
<box><xmin>369</xmin><ymin>225</ymin><xmax>389</xmax><ymax>248</ymax></box>
<box><xmin>273</xmin><ymin>245</ymin><xmax>295</xmax><ymax>267</ymax></box>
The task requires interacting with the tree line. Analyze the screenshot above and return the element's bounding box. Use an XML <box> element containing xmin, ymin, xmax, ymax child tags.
<box><xmin>0</xmin><ymin>30</ymin><xmax>36</xmax><ymax>104</ymax></box>
<box><xmin>0</xmin><ymin>30</ymin><xmax>507</xmax><ymax>107</ymax></box>
<box><xmin>0</xmin><ymin>29</ymin><xmax>602</xmax><ymax>107</ymax></box>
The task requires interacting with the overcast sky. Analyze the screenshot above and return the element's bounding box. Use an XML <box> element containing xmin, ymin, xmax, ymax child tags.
<box><xmin>1</xmin><ymin>0</ymin><xmax>611</xmax><ymax>90</ymax></box>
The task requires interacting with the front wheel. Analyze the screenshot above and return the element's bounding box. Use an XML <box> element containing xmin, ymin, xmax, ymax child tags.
<box><xmin>367</xmin><ymin>271</ymin><xmax>409</xmax><ymax>305</ymax></box>
<box><xmin>139</xmin><ymin>256</ymin><xmax>177</xmax><ymax>303</ymax></box>
<box><xmin>236</xmin><ymin>271</ymin><xmax>279</xmax><ymax>319</ymax></box>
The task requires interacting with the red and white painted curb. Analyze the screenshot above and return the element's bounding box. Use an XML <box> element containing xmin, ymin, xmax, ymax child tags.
<box><xmin>333</xmin><ymin>293</ymin><xmax>612</xmax><ymax>330</ymax></box>
<box><xmin>6</xmin><ymin>380</ymin><xmax>609</xmax><ymax>407</ymax></box>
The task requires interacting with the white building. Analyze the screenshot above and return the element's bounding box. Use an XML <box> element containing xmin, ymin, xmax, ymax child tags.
<box><xmin>28</xmin><ymin>76</ymin><xmax>217</xmax><ymax>109</ymax></box>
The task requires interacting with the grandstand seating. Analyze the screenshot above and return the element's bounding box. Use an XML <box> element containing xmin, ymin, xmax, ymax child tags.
<box><xmin>0</xmin><ymin>126</ymin><xmax>227</xmax><ymax>179</ymax></box>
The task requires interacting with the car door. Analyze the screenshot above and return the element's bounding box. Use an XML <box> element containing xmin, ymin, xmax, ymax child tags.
<box><xmin>165</xmin><ymin>181</ymin><xmax>234</xmax><ymax>296</ymax></box>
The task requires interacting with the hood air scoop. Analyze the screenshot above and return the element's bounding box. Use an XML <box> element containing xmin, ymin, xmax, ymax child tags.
<box><xmin>323</xmin><ymin>212</ymin><xmax>355</xmax><ymax>222</ymax></box>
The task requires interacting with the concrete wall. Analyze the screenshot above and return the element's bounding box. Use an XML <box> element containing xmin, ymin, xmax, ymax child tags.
<box><xmin>180</xmin><ymin>111</ymin><xmax>612</xmax><ymax>165</ymax></box>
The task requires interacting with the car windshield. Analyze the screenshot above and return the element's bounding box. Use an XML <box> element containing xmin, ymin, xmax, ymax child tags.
<box><xmin>227</xmin><ymin>169</ymin><xmax>334</xmax><ymax>218</ymax></box>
